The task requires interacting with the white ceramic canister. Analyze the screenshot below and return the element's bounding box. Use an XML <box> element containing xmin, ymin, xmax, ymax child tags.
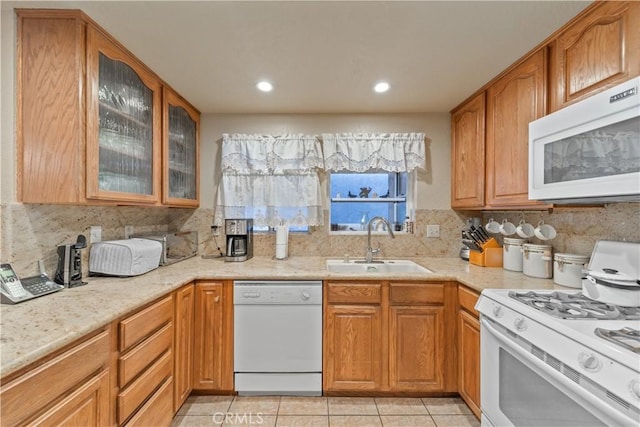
<box><xmin>503</xmin><ymin>237</ymin><xmax>528</xmax><ymax>272</ymax></box>
<box><xmin>522</xmin><ymin>243</ymin><xmax>553</xmax><ymax>279</ymax></box>
<box><xmin>553</xmin><ymin>253</ymin><xmax>589</xmax><ymax>288</ymax></box>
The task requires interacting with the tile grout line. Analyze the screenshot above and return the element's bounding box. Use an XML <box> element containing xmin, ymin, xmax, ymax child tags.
<box><xmin>421</xmin><ymin>398</ymin><xmax>439</xmax><ymax>427</ymax></box>
<box><xmin>374</xmin><ymin>397</ymin><xmax>382</xmax><ymax>426</ymax></box>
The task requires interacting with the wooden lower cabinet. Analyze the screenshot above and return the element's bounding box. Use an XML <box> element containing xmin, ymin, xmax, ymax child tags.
<box><xmin>389</xmin><ymin>305</ymin><xmax>445</xmax><ymax>391</ymax></box>
<box><xmin>324</xmin><ymin>304</ymin><xmax>384</xmax><ymax>391</ymax></box>
<box><xmin>193</xmin><ymin>280</ymin><xmax>234</xmax><ymax>392</ymax></box>
<box><xmin>0</xmin><ymin>329</ymin><xmax>112</xmax><ymax>426</ymax></box>
<box><xmin>33</xmin><ymin>370</ymin><xmax>111</xmax><ymax>426</ymax></box>
<box><xmin>323</xmin><ymin>280</ymin><xmax>456</xmax><ymax>394</ymax></box>
<box><xmin>458</xmin><ymin>286</ymin><xmax>481</xmax><ymax>419</ymax></box>
<box><xmin>174</xmin><ymin>283</ymin><xmax>195</xmax><ymax>411</ymax></box>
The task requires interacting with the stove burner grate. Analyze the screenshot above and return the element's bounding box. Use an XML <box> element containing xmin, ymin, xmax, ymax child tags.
<box><xmin>595</xmin><ymin>327</ymin><xmax>640</xmax><ymax>354</ymax></box>
<box><xmin>508</xmin><ymin>291</ymin><xmax>640</xmax><ymax>320</ymax></box>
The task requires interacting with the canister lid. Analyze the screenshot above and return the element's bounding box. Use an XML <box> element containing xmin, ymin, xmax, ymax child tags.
<box><xmin>523</xmin><ymin>243</ymin><xmax>552</xmax><ymax>252</ymax></box>
<box><xmin>554</xmin><ymin>253</ymin><xmax>589</xmax><ymax>263</ymax></box>
<box><xmin>504</xmin><ymin>237</ymin><xmax>527</xmax><ymax>245</ymax></box>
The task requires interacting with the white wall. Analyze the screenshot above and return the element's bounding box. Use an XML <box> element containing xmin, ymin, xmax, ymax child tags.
<box><xmin>199</xmin><ymin>113</ymin><xmax>452</xmax><ymax>210</ymax></box>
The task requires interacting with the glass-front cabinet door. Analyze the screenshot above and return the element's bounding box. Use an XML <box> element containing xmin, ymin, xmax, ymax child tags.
<box><xmin>86</xmin><ymin>27</ymin><xmax>161</xmax><ymax>204</ymax></box>
<box><xmin>163</xmin><ymin>87</ymin><xmax>200</xmax><ymax>206</ymax></box>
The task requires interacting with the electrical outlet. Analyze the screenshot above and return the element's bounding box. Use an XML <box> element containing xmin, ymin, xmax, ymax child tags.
<box><xmin>426</xmin><ymin>224</ymin><xmax>440</xmax><ymax>238</ymax></box>
<box><xmin>124</xmin><ymin>225</ymin><xmax>134</xmax><ymax>239</ymax></box>
<box><xmin>90</xmin><ymin>226</ymin><xmax>102</xmax><ymax>243</ymax></box>
<box><xmin>211</xmin><ymin>225</ymin><xmax>220</xmax><ymax>236</ymax></box>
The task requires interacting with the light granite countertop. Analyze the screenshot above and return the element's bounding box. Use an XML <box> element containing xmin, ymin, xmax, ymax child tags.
<box><xmin>0</xmin><ymin>255</ymin><xmax>568</xmax><ymax>378</ymax></box>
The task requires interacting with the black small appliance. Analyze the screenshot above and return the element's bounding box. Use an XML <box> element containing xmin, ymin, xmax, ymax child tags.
<box><xmin>55</xmin><ymin>234</ymin><xmax>87</xmax><ymax>287</ymax></box>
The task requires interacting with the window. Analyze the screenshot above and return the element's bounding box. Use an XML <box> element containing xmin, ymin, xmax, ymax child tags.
<box><xmin>329</xmin><ymin>171</ymin><xmax>407</xmax><ymax>232</ymax></box>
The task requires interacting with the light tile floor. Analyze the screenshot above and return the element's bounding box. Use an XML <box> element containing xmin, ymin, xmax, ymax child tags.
<box><xmin>172</xmin><ymin>396</ymin><xmax>480</xmax><ymax>427</ymax></box>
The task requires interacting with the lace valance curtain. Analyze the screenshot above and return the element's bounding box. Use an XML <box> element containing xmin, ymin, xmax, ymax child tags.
<box><xmin>321</xmin><ymin>133</ymin><xmax>426</xmax><ymax>172</ymax></box>
<box><xmin>214</xmin><ymin>134</ymin><xmax>324</xmax><ymax>227</ymax></box>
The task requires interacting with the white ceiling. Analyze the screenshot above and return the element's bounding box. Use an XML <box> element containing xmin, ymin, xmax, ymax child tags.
<box><xmin>5</xmin><ymin>0</ymin><xmax>592</xmax><ymax>114</ymax></box>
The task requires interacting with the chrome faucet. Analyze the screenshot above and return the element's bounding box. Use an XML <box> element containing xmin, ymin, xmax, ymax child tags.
<box><xmin>364</xmin><ymin>216</ymin><xmax>395</xmax><ymax>263</ymax></box>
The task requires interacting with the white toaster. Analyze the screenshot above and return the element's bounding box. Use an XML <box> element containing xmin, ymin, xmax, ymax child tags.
<box><xmin>90</xmin><ymin>238</ymin><xmax>163</xmax><ymax>277</ymax></box>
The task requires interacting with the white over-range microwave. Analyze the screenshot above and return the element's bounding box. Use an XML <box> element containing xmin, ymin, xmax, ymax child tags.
<box><xmin>529</xmin><ymin>76</ymin><xmax>640</xmax><ymax>204</ymax></box>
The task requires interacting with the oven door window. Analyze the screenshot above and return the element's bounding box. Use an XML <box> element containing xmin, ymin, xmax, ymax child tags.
<box><xmin>499</xmin><ymin>348</ymin><xmax>605</xmax><ymax>427</ymax></box>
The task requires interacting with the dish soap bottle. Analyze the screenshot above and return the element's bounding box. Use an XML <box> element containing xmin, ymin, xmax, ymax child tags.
<box><xmin>403</xmin><ymin>216</ymin><xmax>414</xmax><ymax>234</ymax></box>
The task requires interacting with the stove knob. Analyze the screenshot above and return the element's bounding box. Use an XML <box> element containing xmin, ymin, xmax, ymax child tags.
<box><xmin>514</xmin><ymin>317</ymin><xmax>527</xmax><ymax>331</ymax></box>
<box><xmin>630</xmin><ymin>380</ymin><xmax>640</xmax><ymax>400</ymax></box>
<box><xmin>300</xmin><ymin>290</ymin><xmax>311</xmax><ymax>301</ymax></box>
<box><xmin>578</xmin><ymin>353</ymin><xmax>601</xmax><ymax>372</ymax></box>
<box><xmin>492</xmin><ymin>306</ymin><xmax>503</xmax><ymax>318</ymax></box>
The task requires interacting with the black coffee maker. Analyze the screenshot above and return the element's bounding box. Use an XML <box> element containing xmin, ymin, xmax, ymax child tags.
<box><xmin>55</xmin><ymin>235</ymin><xmax>87</xmax><ymax>287</ymax></box>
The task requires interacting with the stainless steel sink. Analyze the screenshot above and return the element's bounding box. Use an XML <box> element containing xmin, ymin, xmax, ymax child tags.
<box><xmin>326</xmin><ymin>259</ymin><xmax>432</xmax><ymax>274</ymax></box>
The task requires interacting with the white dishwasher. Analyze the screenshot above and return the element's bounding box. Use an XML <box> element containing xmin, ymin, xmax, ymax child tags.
<box><xmin>234</xmin><ymin>280</ymin><xmax>322</xmax><ymax>396</ymax></box>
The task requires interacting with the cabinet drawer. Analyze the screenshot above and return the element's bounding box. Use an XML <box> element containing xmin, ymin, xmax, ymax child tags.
<box><xmin>119</xmin><ymin>323</ymin><xmax>173</xmax><ymax>388</ymax></box>
<box><xmin>326</xmin><ymin>282</ymin><xmax>382</xmax><ymax>304</ymax></box>
<box><xmin>0</xmin><ymin>330</ymin><xmax>110</xmax><ymax>427</ymax></box>
<box><xmin>118</xmin><ymin>350</ymin><xmax>172</xmax><ymax>424</ymax></box>
<box><xmin>390</xmin><ymin>283</ymin><xmax>445</xmax><ymax>305</ymax></box>
<box><xmin>458</xmin><ymin>286</ymin><xmax>480</xmax><ymax>318</ymax></box>
<box><xmin>120</xmin><ymin>296</ymin><xmax>172</xmax><ymax>351</ymax></box>
<box><xmin>124</xmin><ymin>377</ymin><xmax>173</xmax><ymax>427</ymax></box>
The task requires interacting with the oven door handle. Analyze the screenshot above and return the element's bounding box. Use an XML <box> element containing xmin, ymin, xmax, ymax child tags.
<box><xmin>481</xmin><ymin>318</ymin><xmax>637</xmax><ymax>426</ymax></box>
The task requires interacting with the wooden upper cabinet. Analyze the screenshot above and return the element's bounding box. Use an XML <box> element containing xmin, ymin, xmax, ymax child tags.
<box><xmin>86</xmin><ymin>25</ymin><xmax>162</xmax><ymax>204</ymax></box>
<box><xmin>17</xmin><ymin>9</ymin><xmax>197</xmax><ymax>207</ymax></box>
<box><xmin>485</xmin><ymin>49</ymin><xmax>547</xmax><ymax>208</ymax></box>
<box><xmin>451</xmin><ymin>92</ymin><xmax>485</xmax><ymax>209</ymax></box>
<box><xmin>163</xmin><ymin>87</ymin><xmax>200</xmax><ymax>207</ymax></box>
<box><xmin>17</xmin><ymin>10</ymin><xmax>87</xmax><ymax>204</ymax></box>
<box><xmin>549</xmin><ymin>1</ymin><xmax>640</xmax><ymax>112</ymax></box>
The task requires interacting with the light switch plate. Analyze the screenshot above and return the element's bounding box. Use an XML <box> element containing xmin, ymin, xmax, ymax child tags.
<box><xmin>90</xmin><ymin>226</ymin><xmax>102</xmax><ymax>243</ymax></box>
<box><xmin>124</xmin><ymin>225</ymin><xmax>134</xmax><ymax>239</ymax></box>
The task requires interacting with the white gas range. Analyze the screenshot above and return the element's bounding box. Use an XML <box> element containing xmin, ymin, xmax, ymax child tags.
<box><xmin>476</xmin><ymin>241</ymin><xmax>640</xmax><ymax>427</ymax></box>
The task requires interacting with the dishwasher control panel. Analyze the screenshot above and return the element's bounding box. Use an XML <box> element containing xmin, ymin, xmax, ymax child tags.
<box><xmin>233</xmin><ymin>281</ymin><xmax>322</xmax><ymax>305</ymax></box>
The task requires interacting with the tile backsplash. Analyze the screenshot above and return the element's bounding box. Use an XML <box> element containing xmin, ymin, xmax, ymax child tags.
<box><xmin>2</xmin><ymin>202</ymin><xmax>638</xmax><ymax>278</ymax></box>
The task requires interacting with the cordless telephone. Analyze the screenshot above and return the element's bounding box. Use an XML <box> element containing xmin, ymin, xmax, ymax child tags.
<box><xmin>0</xmin><ymin>263</ymin><xmax>64</xmax><ymax>304</ymax></box>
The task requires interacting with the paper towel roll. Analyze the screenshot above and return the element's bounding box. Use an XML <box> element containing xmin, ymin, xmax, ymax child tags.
<box><xmin>276</xmin><ymin>226</ymin><xmax>289</xmax><ymax>244</ymax></box>
<box><xmin>275</xmin><ymin>243</ymin><xmax>288</xmax><ymax>260</ymax></box>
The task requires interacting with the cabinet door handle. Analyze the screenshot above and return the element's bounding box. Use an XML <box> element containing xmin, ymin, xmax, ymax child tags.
<box><xmin>214</xmin><ymin>296</ymin><xmax>220</xmax><ymax>303</ymax></box>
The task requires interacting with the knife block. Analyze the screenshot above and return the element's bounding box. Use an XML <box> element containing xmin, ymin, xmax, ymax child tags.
<box><xmin>469</xmin><ymin>238</ymin><xmax>503</xmax><ymax>267</ymax></box>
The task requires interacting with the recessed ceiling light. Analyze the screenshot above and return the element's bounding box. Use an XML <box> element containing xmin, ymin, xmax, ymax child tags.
<box><xmin>257</xmin><ymin>81</ymin><xmax>273</xmax><ymax>92</ymax></box>
<box><xmin>374</xmin><ymin>81</ymin><xmax>390</xmax><ymax>93</ymax></box>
